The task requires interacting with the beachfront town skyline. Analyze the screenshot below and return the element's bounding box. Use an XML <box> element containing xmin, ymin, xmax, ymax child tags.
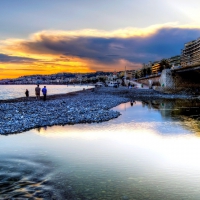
<box><xmin>1</xmin><ymin>0</ymin><xmax>200</xmax><ymax>79</ymax></box>
<box><xmin>0</xmin><ymin>48</ymin><xmax>184</xmax><ymax>84</ymax></box>
<box><xmin>1</xmin><ymin>32</ymin><xmax>200</xmax><ymax>84</ymax></box>
<box><xmin>0</xmin><ymin>52</ymin><xmax>178</xmax><ymax>84</ymax></box>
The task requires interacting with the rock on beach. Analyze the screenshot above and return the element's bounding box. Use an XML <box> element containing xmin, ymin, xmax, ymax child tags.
<box><xmin>0</xmin><ymin>87</ymin><xmax>195</xmax><ymax>135</ymax></box>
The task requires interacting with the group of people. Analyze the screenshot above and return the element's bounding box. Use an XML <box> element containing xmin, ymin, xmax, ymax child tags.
<box><xmin>25</xmin><ymin>85</ymin><xmax>47</xmax><ymax>101</ymax></box>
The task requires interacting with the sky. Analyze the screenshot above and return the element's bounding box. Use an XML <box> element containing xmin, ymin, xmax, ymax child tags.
<box><xmin>1</xmin><ymin>0</ymin><xmax>200</xmax><ymax>79</ymax></box>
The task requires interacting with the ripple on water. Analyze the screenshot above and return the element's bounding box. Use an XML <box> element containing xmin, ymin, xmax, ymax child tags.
<box><xmin>0</xmin><ymin>157</ymin><xmax>58</xmax><ymax>199</ymax></box>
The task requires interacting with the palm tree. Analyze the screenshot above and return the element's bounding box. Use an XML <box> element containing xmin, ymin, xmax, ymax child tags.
<box><xmin>142</xmin><ymin>68</ymin><xmax>147</xmax><ymax>77</ymax></box>
<box><xmin>146</xmin><ymin>67</ymin><xmax>152</xmax><ymax>76</ymax></box>
<box><xmin>135</xmin><ymin>73</ymin><xmax>139</xmax><ymax>79</ymax></box>
<box><xmin>159</xmin><ymin>59</ymin><xmax>171</xmax><ymax>72</ymax></box>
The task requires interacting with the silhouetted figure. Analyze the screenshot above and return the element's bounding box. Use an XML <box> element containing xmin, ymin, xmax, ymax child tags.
<box><xmin>42</xmin><ymin>86</ymin><xmax>47</xmax><ymax>101</ymax></box>
<box><xmin>25</xmin><ymin>89</ymin><xmax>29</xmax><ymax>98</ymax></box>
<box><xmin>35</xmin><ymin>85</ymin><xmax>41</xmax><ymax>100</ymax></box>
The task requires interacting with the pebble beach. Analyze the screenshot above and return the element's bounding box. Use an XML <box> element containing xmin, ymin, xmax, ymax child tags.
<box><xmin>0</xmin><ymin>87</ymin><xmax>197</xmax><ymax>135</ymax></box>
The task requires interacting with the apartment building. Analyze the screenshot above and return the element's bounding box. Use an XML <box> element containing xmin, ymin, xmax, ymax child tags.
<box><xmin>151</xmin><ymin>62</ymin><xmax>161</xmax><ymax>75</ymax></box>
<box><xmin>181</xmin><ymin>38</ymin><xmax>200</xmax><ymax>67</ymax></box>
<box><xmin>168</xmin><ymin>55</ymin><xmax>181</xmax><ymax>67</ymax></box>
<box><xmin>126</xmin><ymin>70</ymin><xmax>136</xmax><ymax>79</ymax></box>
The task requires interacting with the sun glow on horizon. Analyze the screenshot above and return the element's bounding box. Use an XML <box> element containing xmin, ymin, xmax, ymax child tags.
<box><xmin>1</xmin><ymin>24</ymin><xmax>200</xmax><ymax>79</ymax></box>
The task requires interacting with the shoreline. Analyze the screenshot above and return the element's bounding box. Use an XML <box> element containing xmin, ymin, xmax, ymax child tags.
<box><xmin>0</xmin><ymin>87</ymin><xmax>199</xmax><ymax>135</ymax></box>
<box><xmin>0</xmin><ymin>88</ymin><xmax>91</xmax><ymax>103</ymax></box>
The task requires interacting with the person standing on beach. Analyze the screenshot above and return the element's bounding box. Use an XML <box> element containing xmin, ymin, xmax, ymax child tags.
<box><xmin>35</xmin><ymin>85</ymin><xmax>41</xmax><ymax>100</ymax></box>
<box><xmin>25</xmin><ymin>89</ymin><xmax>29</xmax><ymax>98</ymax></box>
<box><xmin>42</xmin><ymin>86</ymin><xmax>47</xmax><ymax>101</ymax></box>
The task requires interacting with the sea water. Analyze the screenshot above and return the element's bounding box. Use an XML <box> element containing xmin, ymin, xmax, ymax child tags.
<box><xmin>0</xmin><ymin>100</ymin><xmax>200</xmax><ymax>199</ymax></box>
<box><xmin>0</xmin><ymin>85</ymin><xmax>93</xmax><ymax>100</ymax></box>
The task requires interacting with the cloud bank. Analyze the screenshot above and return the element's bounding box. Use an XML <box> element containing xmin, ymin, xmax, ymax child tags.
<box><xmin>0</xmin><ymin>53</ymin><xmax>36</xmax><ymax>63</ymax></box>
<box><xmin>1</xmin><ymin>24</ymin><xmax>200</xmax><ymax>78</ymax></box>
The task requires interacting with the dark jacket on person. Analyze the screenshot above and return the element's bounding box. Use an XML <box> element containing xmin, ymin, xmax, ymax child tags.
<box><xmin>35</xmin><ymin>87</ymin><xmax>41</xmax><ymax>95</ymax></box>
<box><xmin>25</xmin><ymin>90</ymin><xmax>29</xmax><ymax>97</ymax></box>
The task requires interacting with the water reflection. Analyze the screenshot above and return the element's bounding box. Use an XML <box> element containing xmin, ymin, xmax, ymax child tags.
<box><xmin>37</xmin><ymin>126</ymin><xmax>47</xmax><ymax>133</ymax></box>
<box><xmin>1</xmin><ymin>100</ymin><xmax>200</xmax><ymax>199</ymax></box>
<box><xmin>140</xmin><ymin>99</ymin><xmax>200</xmax><ymax>135</ymax></box>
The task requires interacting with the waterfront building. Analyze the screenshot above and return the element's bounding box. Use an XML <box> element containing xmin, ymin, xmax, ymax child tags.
<box><xmin>118</xmin><ymin>71</ymin><xmax>125</xmax><ymax>78</ymax></box>
<box><xmin>136</xmin><ymin>69</ymin><xmax>143</xmax><ymax>78</ymax></box>
<box><xmin>119</xmin><ymin>70</ymin><xmax>136</xmax><ymax>79</ymax></box>
<box><xmin>167</xmin><ymin>55</ymin><xmax>181</xmax><ymax>67</ymax></box>
<box><xmin>151</xmin><ymin>62</ymin><xmax>161</xmax><ymax>75</ymax></box>
<box><xmin>107</xmin><ymin>73</ymin><xmax>117</xmax><ymax>82</ymax></box>
<box><xmin>181</xmin><ymin>38</ymin><xmax>200</xmax><ymax>67</ymax></box>
<box><xmin>126</xmin><ymin>70</ymin><xmax>135</xmax><ymax>79</ymax></box>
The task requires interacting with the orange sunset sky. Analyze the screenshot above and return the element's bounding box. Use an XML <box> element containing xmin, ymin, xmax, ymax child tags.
<box><xmin>1</xmin><ymin>0</ymin><xmax>200</xmax><ymax>79</ymax></box>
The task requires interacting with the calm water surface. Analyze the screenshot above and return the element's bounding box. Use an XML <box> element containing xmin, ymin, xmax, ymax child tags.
<box><xmin>0</xmin><ymin>85</ymin><xmax>93</xmax><ymax>100</ymax></box>
<box><xmin>1</xmin><ymin>100</ymin><xmax>200</xmax><ymax>199</ymax></box>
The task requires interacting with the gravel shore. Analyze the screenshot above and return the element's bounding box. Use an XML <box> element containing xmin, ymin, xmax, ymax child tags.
<box><xmin>0</xmin><ymin>87</ymin><xmax>198</xmax><ymax>135</ymax></box>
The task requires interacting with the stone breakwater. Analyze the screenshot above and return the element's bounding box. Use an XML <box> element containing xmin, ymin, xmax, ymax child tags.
<box><xmin>0</xmin><ymin>89</ymin><xmax>128</xmax><ymax>135</ymax></box>
<box><xmin>0</xmin><ymin>87</ymin><xmax>196</xmax><ymax>135</ymax></box>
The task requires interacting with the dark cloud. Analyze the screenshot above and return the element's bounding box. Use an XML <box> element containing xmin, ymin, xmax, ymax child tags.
<box><xmin>0</xmin><ymin>53</ymin><xmax>36</xmax><ymax>63</ymax></box>
<box><xmin>7</xmin><ymin>27</ymin><xmax>200</xmax><ymax>64</ymax></box>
